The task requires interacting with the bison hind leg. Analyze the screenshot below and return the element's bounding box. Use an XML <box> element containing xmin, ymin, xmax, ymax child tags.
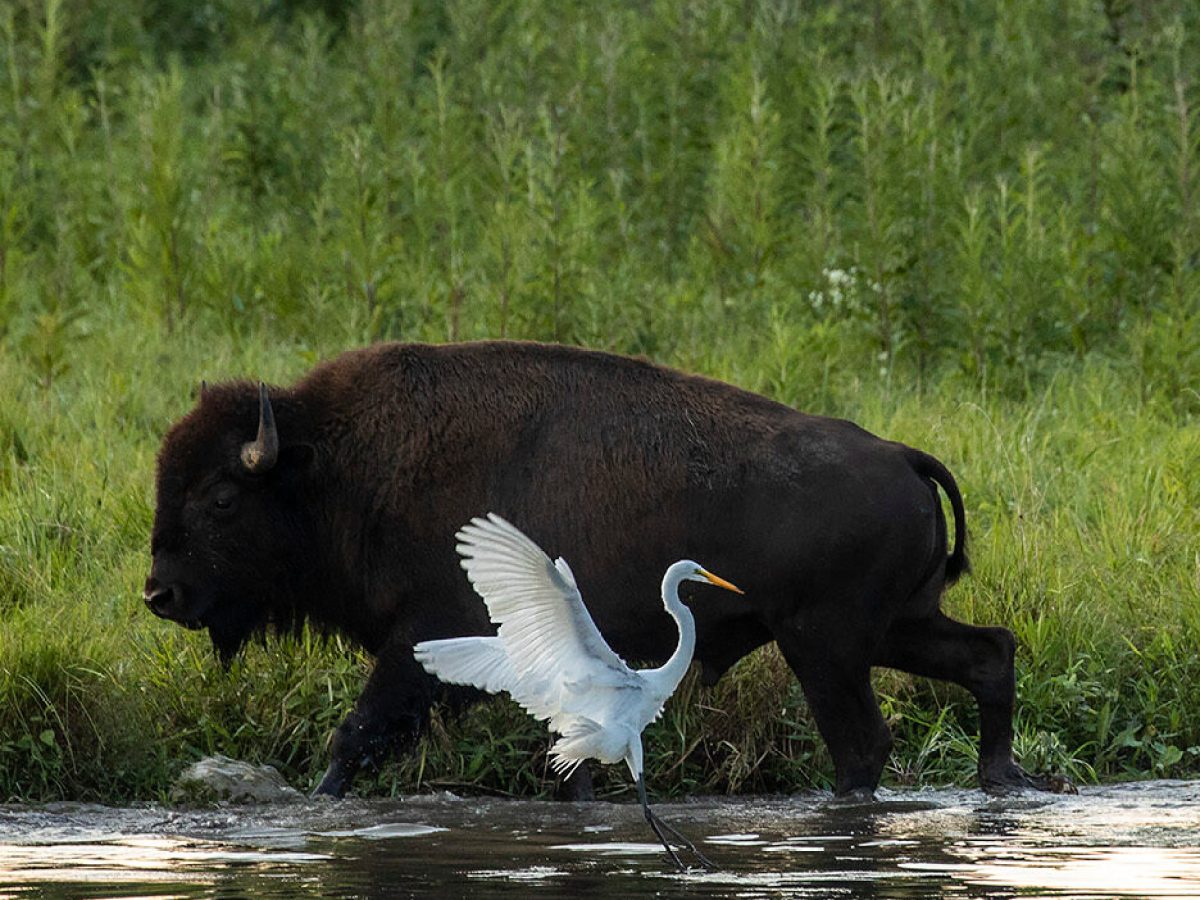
<box><xmin>874</xmin><ymin>611</ymin><xmax>1074</xmax><ymax>794</ymax></box>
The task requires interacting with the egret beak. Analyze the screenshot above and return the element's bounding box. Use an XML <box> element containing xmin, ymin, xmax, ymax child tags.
<box><xmin>699</xmin><ymin>569</ymin><xmax>744</xmax><ymax>594</ymax></box>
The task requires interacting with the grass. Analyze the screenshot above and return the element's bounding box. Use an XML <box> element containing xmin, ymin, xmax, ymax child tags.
<box><xmin>0</xmin><ymin>0</ymin><xmax>1197</xmax><ymax>802</ymax></box>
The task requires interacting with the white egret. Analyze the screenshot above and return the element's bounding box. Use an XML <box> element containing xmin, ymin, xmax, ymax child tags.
<box><xmin>413</xmin><ymin>513</ymin><xmax>744</xmax><ymax>871</ymax></box>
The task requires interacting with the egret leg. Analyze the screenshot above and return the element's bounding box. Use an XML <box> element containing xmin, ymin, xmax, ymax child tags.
<box><xmin>636</xmin><ymin>775</ymin><xmax>715</xmax><ymax>871</ymax></box>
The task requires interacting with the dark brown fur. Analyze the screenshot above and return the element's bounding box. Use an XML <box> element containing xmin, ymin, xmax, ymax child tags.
<box><xmin>147</xmin><ymin>341</ymin><xmax>1053</xmax><ymax>797</ymax></box>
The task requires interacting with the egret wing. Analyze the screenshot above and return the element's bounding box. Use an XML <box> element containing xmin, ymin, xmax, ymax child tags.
<box><xmin>413</xmin><ymin>634</ymin><xmax>580</xmax><ymax>725</ymax></box>
<box><xmin>456</xmin><ymin>514</ymin><xmax>636</xmax><ymax>691</ymax></box>
<box><xmin>412</xmin><ymin>636</ymin><xmax>518</xmax><ymax>695</ymax></box>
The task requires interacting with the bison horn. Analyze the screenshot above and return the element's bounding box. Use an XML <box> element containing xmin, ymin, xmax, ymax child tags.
<box><xmin>241</xmin><ymin>382</ymin><xmax>279</xmax><ymax>473</ymax></box>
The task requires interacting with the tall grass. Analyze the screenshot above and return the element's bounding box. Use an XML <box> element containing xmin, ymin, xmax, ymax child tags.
<box><xmin>0</xmin><ymin>0</ymin><xmax>1197</xmax><ymax>801</ymax></box>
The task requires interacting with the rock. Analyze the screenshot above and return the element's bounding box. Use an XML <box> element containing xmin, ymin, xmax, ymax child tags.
<box><xmin>170</xmin><ymin>755</ymin><xmax>303</xmax><ymax>804</ymax></box>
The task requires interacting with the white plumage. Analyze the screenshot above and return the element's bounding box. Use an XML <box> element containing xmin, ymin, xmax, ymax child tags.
<box><xmin>412</xmin><ymin>513</ymin><xmax>743</xmax><ymax>870</ymax></box>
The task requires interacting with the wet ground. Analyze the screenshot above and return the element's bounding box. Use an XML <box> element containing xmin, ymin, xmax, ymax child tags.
<box><xmin>3</xmin><ymin>780</ymin><xmax>1200</xmax><ymax>897</ymax></box>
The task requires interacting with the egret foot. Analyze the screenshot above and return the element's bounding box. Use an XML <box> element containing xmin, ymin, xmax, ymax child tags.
<box><xmin>637</xmin><ymin>776</ymin><xmax>715</xmax><ymax>872</ymax></box>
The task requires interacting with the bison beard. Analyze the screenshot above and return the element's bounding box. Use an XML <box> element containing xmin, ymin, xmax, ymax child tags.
<box><xmin>145</xmin><ymin>340</ymin><xmax>1066</xmax><ymax>799</ymax></box>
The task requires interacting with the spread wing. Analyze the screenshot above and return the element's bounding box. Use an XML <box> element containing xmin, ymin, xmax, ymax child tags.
<box><xmin>413</xmin><ymin>636</ymin><xmax>519</xmax><ymax>695</ymax></box>
<box><xmin>456</xmin><ymin>514</ymin><xmax>636</xmax><ymax>693</ymax></box>
<box><xmin>412</xmin><ymin>635</ymin><xmax>568</xmax><ymax>724</ymax></box>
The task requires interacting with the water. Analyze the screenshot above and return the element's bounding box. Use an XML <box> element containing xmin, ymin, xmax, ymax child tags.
<box><xmin>3</xmin><ymin>780</ymin><xmax>1200</xmax><ymax>898</ymax></box>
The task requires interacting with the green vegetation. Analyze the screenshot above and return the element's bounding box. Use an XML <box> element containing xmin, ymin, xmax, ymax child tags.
<box><xmin>1</xmin><ymin>0</ymin><xmax>1197</xmax><ymax>802</ymax></box>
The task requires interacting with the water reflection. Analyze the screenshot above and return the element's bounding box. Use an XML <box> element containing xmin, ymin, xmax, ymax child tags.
<box><xmin>2</xmin><ymin>781</ymin><xmax>1200</xmax><ymax>897</ymax></box>
<box><xmin>0</xmin><ymin>835</ymin><xmax>329</xmax><ymax>881</ymax></box>
<box><xmin>951</xmin><ymin>845</ymin><xmax>1200</xmax><ymax>896</ymax></box>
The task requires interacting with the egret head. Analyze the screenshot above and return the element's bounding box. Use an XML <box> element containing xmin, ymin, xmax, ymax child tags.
<box><xmin>668</xmin><ymin>560</ymin><xmax>744</xmax><ymax>595</ymax></box>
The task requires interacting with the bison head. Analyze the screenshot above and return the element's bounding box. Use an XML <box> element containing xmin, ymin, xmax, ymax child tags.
<box><xmin>145</xmin><ymin>381</ymin><xmax>317</xmax><ymax>662</ymax></box>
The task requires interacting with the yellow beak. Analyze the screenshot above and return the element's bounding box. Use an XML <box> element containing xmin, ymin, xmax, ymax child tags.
<box><xmin>699</xmin><ymin>569</ymin><xmax>744</xmax><ymax>594</ymax></box>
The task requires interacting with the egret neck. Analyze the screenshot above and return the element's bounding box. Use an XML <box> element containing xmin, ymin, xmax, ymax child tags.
<box><xmin>653</xmin><ymin>561</ymin><xmax>700</xmax><ymax>694</ymax></box>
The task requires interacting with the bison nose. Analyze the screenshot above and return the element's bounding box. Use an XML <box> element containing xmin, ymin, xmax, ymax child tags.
<box><xmin>144</xmin><ymin>580</ymin><xmax>177</xmax><ymax>617</ymax></box>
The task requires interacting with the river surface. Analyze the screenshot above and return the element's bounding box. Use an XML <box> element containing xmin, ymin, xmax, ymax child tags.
<box><xmin>3</xmin><ymin>780</ymin><xmax>1200</xmax><ymax>897</ymax></box>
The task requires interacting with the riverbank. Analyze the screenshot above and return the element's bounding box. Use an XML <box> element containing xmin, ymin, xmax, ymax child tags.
<box><xmin>1</xmin><ymin>323</ymin><xmax>1196</xmax><ymax>801</ymax></box>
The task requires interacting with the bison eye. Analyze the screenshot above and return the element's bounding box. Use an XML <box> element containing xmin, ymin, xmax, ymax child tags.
<box><xmin>211</xmin><ymin>486</ymin><xmax>239</xmax><ymax>515</ymax></box>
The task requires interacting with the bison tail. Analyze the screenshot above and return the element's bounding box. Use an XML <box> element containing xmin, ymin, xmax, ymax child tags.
<box><xmin>905</xmin><ymin>448</ymin><xmax>970</xmax><ymax>586</ymax></box>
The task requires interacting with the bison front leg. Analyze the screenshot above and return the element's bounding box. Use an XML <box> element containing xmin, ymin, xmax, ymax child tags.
<box><xmin>875</xmin><ymin>613</ymin><xmax>1075</xmax><ymax>794</ymax></box>
<box><xmin>775</xmin><ymin>630</ymin><xmax>893</xmax><ymax>799</ymax></box>
<box><xmin>556</xmin><ymin>765</ymin><xmax>595</xmax><ymax>801</ymax></box>
<box><xmin>314</xmin><ymin>643</ymin><xmax>434</xmax><ymax>798</ymax></box>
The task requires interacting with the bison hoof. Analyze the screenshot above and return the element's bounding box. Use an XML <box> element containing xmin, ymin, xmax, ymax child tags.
<box><xmin>980</xmin><ymin>762</ymin><xmax>1076</xmax><ymax>795</ymax></box>
<box><xmin>312</xmin><ymin>764</ymin><xmax>352</xmax><ymax>799</ymax></box>
<box><xmin>832</xmin><ymin>786</ymin><xmax>877</xmax><ymax>805</ymax></box>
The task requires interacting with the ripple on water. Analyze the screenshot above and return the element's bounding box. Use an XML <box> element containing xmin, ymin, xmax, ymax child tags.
<box><xmin>549</xmin><ymin>840</ymin><xmax>670</xmax><ymax>857</ymax></box>
<box><xmin>467</xmin><ymin>865</ymin><xmax>570</xmax><ymax>882</ymax></box>
<box><xmin>304</xmin><ymin>822</ymin><xmax>447</xmax><ymax>840</ymax></box>
<box><xmin>705</xmin><ymin>832</ymin><xmax>768</xmax><ymax>847</ymax></box>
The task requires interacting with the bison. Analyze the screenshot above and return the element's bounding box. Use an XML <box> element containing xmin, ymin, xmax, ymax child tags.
<box><xmin>145</xmin><ymin>340</ymin><xmax>1058</xmax><ymax>798</ymax></box>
